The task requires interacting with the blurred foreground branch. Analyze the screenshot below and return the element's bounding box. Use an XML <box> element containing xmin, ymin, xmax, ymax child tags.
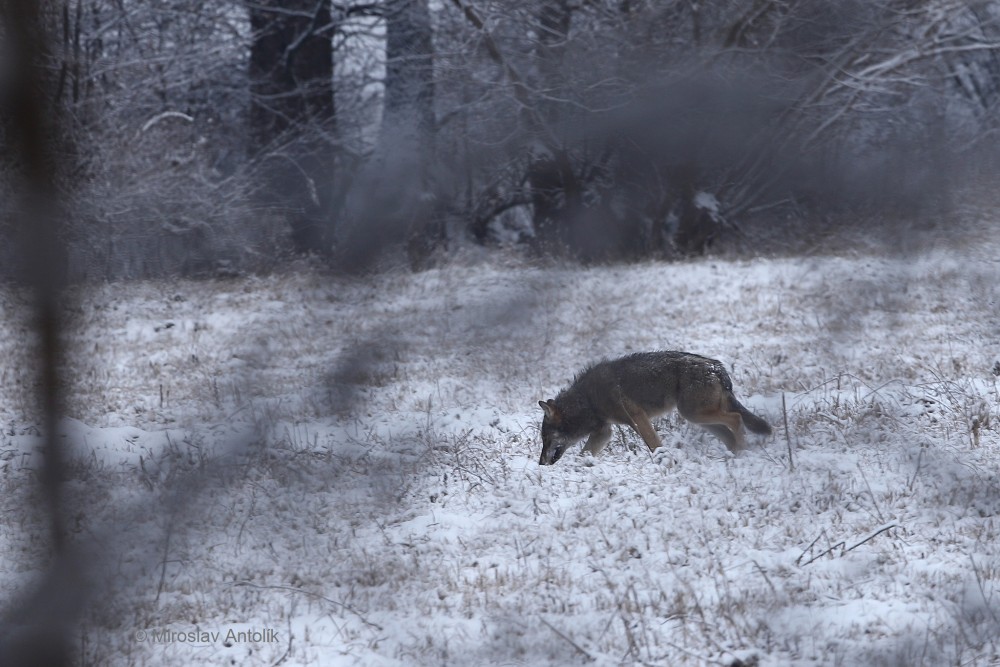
<box><xmin>1</xmin><ymin>1</ymin><xmax>74</xmax><ymax>665</ymax></box>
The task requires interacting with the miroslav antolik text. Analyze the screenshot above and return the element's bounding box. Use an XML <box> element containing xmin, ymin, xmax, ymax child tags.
<box><xmin>138</xmin><ymin>628</ymin><xmax>279</xmax><ymax>644</ymax></box>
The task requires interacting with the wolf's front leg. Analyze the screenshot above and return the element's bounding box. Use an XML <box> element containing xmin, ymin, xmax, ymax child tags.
<box><xmin>622</xmin><ymin>402</ymin><xmax>662</xmax><ymax>453</ymax></box>
<box><xmin>582</xmin><ymin>424</ymin><xmax>613</xmax><ymax>456</ymax></box>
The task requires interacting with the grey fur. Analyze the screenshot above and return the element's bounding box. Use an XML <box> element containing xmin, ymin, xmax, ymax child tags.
<box><xmin>538</xmin><ymin>351</ymin><xmax>771</xmax><ymax>465</ymax></box>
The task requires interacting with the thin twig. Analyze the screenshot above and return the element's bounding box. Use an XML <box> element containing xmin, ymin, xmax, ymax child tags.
<box><xmin>799</xmin><ymin>524</ymin><xmax>900</xmax><ymax>567</ymax></box>
<box><xmin>857</xmin><ymin>464</ymin><xmax>886</xmax><ymax>523</ymax></box>
<box><xmin>271</xmin><ymin>614</ymin><xmax>294</xmax><ymax>666</ymax></box>
<box><xmin>138</xmin><ymin>110</ymin><xmax>194</xmax><ymax>136</ymax></box>
<box><xmin>846</xmin><ymin>524</ymin><xmax>899</xmax><ymax>554</ymax></box>
<box><xmin>752</xmin><ymin>560</ymin><xmax>777</xmax><ymax>595</ymax></box>
<box><xmin>540</xmin><ymin>617</ymin><xmax>595</xmax><ymax>663</ymax></box>
<box><xmin>969</xmin><ymin>554</ymin><xmax>1000</xmax><ymax>625</ymax></box>
<box><xmin>907</xmin><ymin>447</ymin><xmax>924</xmax><ymax>491</ymax></box>
<box><xmin>799</xmin><ymin>539</ymin><xmax>847</xmax><ymax>567</ymax></box>
<box><xmin>231</xmin><ymin>581</ymin><xmax>383</xmax><ymax>631</ymax></box>
<box><xmin>155</xmin><ymin>520</ymin><xmax>174</xmax><ymax>603</ymax></box>
<box><xmin>796</xmin><ymin>529</ymin><xmax>828</xmax><ymax>566</ymax></box>
<box><xmin>782</xmin><ymin>392</ymin><xmax>793</xmax><ymax>471</ymax></box>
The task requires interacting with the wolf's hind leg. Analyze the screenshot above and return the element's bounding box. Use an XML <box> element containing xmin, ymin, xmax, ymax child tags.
<box><xmin>701</xmin><ymin>424</ymin><xmax>742</xmax><ymax>453</ymax></box>
<box><xmin>678</xmin><ymin>388</ymin><xmax>746</xmax><ymax>453</ymax></box>
<box><xmin>583</xmin><ymin>424</ymin><xmax>613</xmax><ymax>456</ymax></box>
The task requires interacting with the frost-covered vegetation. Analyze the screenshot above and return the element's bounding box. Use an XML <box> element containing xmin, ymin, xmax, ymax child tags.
<box><xmin>5</xmin><ymin>1</ymin><xmax>1000</xmax><ymax>277</ymax></box>
<box><xmin>4</xmin><ymin>4</ymin><xmax>1000</xmax><ymax>664</ymax></box>
<box><xmin>2</xmin><ymin>233</ymin><xmax>998</xmax><ymax>665</ymax></box>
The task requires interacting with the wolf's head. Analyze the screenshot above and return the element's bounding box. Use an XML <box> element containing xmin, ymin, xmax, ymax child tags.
<box><xmin>538</xmin><ymin>399</ymin><xmax>574</xmax><ymax>465</ymax></box>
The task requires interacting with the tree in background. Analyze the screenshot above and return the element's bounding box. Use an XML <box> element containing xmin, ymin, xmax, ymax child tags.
<box><xmin>248</xmin><ymin>0</ymin><xmax>337</xmax><ymax>256</ymax></box>
<box><xmin>4</xmin><ymin>0</ymin><xmax>1000</xmax><ymax>278</ymax></box>
<box><xmin>351</xmin><ymin>0</ymin><xmax>440</xmax><ymax>270</ymax></box>
<box><xmin>464</xmin><ymin>1</ymin><xmax>1000</xmax><ymax>258</ymax></box>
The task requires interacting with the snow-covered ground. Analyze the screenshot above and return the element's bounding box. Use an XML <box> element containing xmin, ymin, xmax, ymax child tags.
<box><xmin>2</xmin><ymin>243</ymin><xmax>999</xmax><ymax>665</ymax></box>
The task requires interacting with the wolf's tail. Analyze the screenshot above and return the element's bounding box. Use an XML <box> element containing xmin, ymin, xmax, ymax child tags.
<box><xmin>729</xmin><ymin>394</ymin><xmax>772</xmax><ymax>435</ymax></box>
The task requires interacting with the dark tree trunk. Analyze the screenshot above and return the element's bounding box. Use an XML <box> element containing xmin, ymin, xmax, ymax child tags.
<box><xmin>537</xmin><ymin>0</ymin><xmax>570</xmax><ymax>97</ymax></box>
<box><xmin>334</xmin><ymin>0</ymin><xmax>437</xmax><ymax>273</ymax></box>
<box><xmin>385</xmin><ymin>0</ymin><xmax>440</xmax><ymax>269</ymax></box>
<box><xmin>247</xmin><ymin>0</ymin><xmax>336</xmax><ymax>255</ymax></box>
<box><xmin>384</xmin><ymin>0</ymin><xmax>434</xmax><ymax>143</ymax></box>
<box><xmin>527</xmin><ymin>152</ymin><xmax>580</xmax><ymax>254</ymax></box>
<box><xmin>528</xmin><ymin>0</ymin><xmax>577</xmax><ymax>255</ymax></box>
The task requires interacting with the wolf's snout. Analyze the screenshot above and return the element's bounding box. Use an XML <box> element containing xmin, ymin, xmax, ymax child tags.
<box><xmin>539</xmin><ymin>444</ymin><xmax>566</xmax><ymax>465</ymax></box>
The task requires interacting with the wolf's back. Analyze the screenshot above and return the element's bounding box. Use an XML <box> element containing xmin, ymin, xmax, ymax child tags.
<box><xmin>648</xmin><ymin>351</ymin><xmax>734</xmax><ymax>391</ymax></box>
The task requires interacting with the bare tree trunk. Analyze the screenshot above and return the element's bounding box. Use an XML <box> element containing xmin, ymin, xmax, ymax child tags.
<box><xmin>528</xmin><ymin>0</ymin><xmax>578</xmax><ymax>254</ymax></box>
<box><xmin>247</xmin><ymin>0</ymin><xmax>336</xmax><ymax>255</ymax></box>
<box><xmin>338</xmin><ymin>0</ymin><xmax>437</xmax><ymax>272</ymax></box>
<box><xmin>384</xmin><ymin>0</ymin><xmax>434</xmax><ymax>143</ymax></box>
<box><xmin>384</xmin><ymin>0</ymin><xmax>439</xmax><ymax>270</ymax></box>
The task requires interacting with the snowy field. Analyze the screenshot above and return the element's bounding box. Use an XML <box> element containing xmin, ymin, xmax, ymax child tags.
<box><xmin>2</xmin><ymin>240</ymin><xmax>1000</xmax><ymax>666</ymax></box>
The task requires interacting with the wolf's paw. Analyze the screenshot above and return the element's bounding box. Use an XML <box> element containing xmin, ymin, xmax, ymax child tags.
<box><xmin>652</xmin><ymin>448</ymin><xmax>677</xmax><ymax>467</ymax></box>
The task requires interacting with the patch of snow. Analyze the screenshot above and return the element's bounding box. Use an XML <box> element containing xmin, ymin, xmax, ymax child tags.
<box><xmin>1</xmin><ymin>243</ymin><xmax>999</xmax><ymax>665</ymax></box>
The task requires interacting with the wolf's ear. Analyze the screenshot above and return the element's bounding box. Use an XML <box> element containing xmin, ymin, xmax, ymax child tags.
<box><xmin>538</xmin><ymin>400</ymin><xmax>559</xmax><ymax>421</ymax></box>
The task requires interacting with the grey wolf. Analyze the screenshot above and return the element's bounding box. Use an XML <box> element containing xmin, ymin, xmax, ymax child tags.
<box><xmin>538</xmin><ymin>351</ymin><xmax>771</xmax><ymax>465</ymax></box>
